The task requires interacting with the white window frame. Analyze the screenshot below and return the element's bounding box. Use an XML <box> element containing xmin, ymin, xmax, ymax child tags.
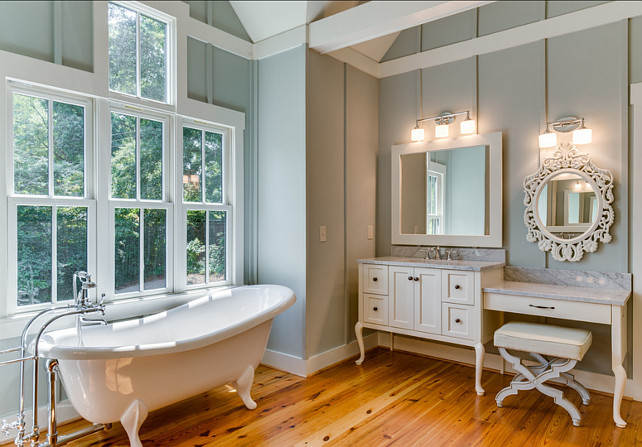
<box><xmin>107</xmin><ymin>1</ymin><xmax>176</xmax><ymax>109</ymax></box>
<box><xmin>106</xmin><ymin>103</ymin><xmax>174</xmax><ymax>301</ymax></box>
<box><xmin>6</xmin><ymin>83</ymin><xmax>97</xmax><ymax>315</ymax></box>
<box><xmin>176</xmin><ymin>117</ymin><xmax>233</xmax><ymax>291</ymax></box>
<box><xmin>426</xmin><ymin>160</ymin><xmax>446</xmax><ymax>235</ymax></box>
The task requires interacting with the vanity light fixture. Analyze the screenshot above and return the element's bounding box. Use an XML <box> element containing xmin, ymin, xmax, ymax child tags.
<box><xmin>411</xmin><ymin>110</ymin><xmax>475</xmax><ymax>142</ymax></box>
<box><xmin>538</xmin><ymin>117</ymin><xmax>592</xmax><ymax>149</ymax></box>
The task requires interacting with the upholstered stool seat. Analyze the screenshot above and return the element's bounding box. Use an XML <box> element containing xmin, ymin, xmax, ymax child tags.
<box><xmin>494</xmin><ymin>322</ymin><xmax>592</xmax><ymax>427</ymax></box>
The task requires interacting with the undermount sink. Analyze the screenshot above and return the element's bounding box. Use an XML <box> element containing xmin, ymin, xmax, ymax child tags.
<box><xmin>397</xmin><ymin>257</ymin><xmax>464</xmax><ymax>265</ymax></box>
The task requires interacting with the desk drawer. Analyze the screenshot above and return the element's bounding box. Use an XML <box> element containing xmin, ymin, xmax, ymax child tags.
<box><xmin>484</xmin><ymin>292</ymin><xmax>611</xmax><ymax>325</ymax></box>
<box><xmin>363</xmin><ymin>264</ymin><xmax>388</xmax><ymax>295</ymax></box>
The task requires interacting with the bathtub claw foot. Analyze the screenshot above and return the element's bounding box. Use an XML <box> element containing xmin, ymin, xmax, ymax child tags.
<box><xmin>234</xmin><ymin>365</ymin><xmax>257</xmax><ymax>410</ymax></box>
<box><xmin>121</xmin><ymin>399</ymin><xmax>148</xmax><ymax>447</ymax></box>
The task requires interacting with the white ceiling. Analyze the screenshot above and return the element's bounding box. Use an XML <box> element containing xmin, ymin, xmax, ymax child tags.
<box><xmin>230</xmin><ymin>1</ymin><xmax>494</xmax><ymax>63</ymax></box>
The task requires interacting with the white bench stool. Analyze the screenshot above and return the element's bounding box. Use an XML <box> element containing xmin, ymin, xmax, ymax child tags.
<box><xmin>494</xmin><ymin>322</ymin><xmax>592</xmax><ymax>426</ymax></box>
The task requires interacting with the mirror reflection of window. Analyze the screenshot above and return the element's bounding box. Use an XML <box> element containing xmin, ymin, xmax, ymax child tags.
<box><xmin>426</xmin><ymin>160</ymin><xmax>446</xmax><ymax>235</ymax></box>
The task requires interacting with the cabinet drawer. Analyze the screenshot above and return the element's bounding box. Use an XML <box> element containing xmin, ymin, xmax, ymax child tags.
<box><xmin>484</xmin><ymin>292</ymin><xmax>611</xmax><ymax>325</ymax></box>
<box><xmin>442</xmin><ymin>271</ymin><xmax>475</xmax><ymax>305</ymax></box>
<box><xmin>364</xmin><ymin>294</ymin><xmax>388</xmax><ymax>325</ymax></box>
<box><xmin>363</xmin><ymin>264</ymin><xmax>388</xmax><ymax>295</ymax></box>
<box><xmin>442</xmin><ymin>304</ymin><xmax>475</xmax><ymax>340</ymax></box>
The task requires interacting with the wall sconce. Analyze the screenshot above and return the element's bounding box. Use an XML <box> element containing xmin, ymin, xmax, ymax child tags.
<box><xmin>538</xmin><ymin>116</ymin><xmax>592</xmax><ymax>149</ymax></box>
<box><xmin>411</xmin><ymin>110</ymin><xmax>475</xmax><ymax>142</ymax></box>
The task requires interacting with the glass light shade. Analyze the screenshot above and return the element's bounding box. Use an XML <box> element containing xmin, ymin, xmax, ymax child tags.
<box><xmin>411</xmin><ymin>127</ymin><xmax>424</xmax><ymax>142</ymax></box>
<box><xmin>572</xmin><ymin>127</ymin><xmax>592</xmax><ymax>145</ymax></box>
<box><xmin>538</xmin><ymin>131</ymin><xmax>557</xmax><ymax>148</ymax></box>
<box><xmin>460</xmin><ymin>119</ymin><xmax>476</xmax><ymax>135</ymax></box>
<box><xmin>435</xmin><ymin>124</ymin><xmax>449</xmax><ymax>138</ymax></box>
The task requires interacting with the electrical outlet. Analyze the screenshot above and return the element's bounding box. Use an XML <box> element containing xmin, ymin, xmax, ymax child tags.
<box><xmin>320</xmin><ymin>225</ymin><xmax>327</xmax><ymax>242</ymax></box>
<box><xmin>367</xmin><ymin>225</ymin><xmax>374</xmax><ymax>240</ymax></box>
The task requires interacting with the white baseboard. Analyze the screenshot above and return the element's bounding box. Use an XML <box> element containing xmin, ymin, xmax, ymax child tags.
<box><xmin>0</xmin><ymin>400</ymin><xmax>79</xmax><ymax>445</ymax></box>
<box><xmin>380</xmin><ymin>333</ymin><xmax>637</xmax><ymax>400</ymax></box>
<box><xmin>261</xmin><ymin>333</ymin><xmax>379</xmax><ymax>377</ymax></box>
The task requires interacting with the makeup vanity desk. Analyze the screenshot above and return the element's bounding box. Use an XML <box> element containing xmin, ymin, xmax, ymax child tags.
<box><xmin>483</xmin><ymin>280</ymin><xmax>631</xmax><ymax>428</ymax></box>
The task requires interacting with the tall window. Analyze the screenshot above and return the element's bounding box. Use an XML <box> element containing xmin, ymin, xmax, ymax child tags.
<box><xmin>110</xmin><ymin>107</ymin><xmax>170</xmax><ymax>295</ymax></box>
<box><xmin>108</xmin><ymin>2</ymin><xmax>169</xmax><ymax>103</ymax></box>
<box><xmin>182</xmin><ymin>124</ymin><xmax>229</xmax><ymax>286</ymax></box>
<box><xmin>9</xmin><ymin>87</ymin><xmax>94</xmax><ymax>311</ymax></box>
<box><xmin>426</xmin><ymin>161</ymin><xmax>446</xmax><ymax>235</ymax></box>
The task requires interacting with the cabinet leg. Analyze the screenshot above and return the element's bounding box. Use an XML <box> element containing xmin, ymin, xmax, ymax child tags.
<box><xmin>355</xmin><ymin>322</ymin><xmax>365</xmax><ymax>365</ymax></box>
<box><xmin>612</xmin><ymin>364</ymin><xmax>627</xmax><ymax>428</ymax></box>
<box><xmin>474</xmin><ymin>342</ymin><xmax>485</xmax><ymax>396</ymax></box>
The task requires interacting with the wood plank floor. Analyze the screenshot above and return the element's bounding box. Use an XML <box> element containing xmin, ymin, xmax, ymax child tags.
<box><xmin>50</xmin><ymin>348</ymin><xmax>642</xmax><ymax>446</ymax></box>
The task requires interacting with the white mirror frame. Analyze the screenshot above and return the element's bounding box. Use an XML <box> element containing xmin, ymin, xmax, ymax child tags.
<box><xmin>524</xmin><ymin>143</ymin><xmax>614</xmax><ymax>262</ymax></box>
<box><xmin>391</xmin><ymin>132</ymin><xmax>502</xmax><ymax>247</ymax></box>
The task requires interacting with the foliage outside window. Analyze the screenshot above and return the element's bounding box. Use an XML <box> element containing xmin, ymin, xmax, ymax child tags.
<box><xmin>108</xmin><ymin>2</ymin><xmax>168</xmax><ymax>103</ymax></box>
<box><xmin>183</xmin><ymin>126</ymin><xmax>227</xmax><ymax>286</ymax></box>
<box><xmin>110</xmin><ymin>108</ymin><xmax>168</xmax><ymax>295</ymax></box>
<box><xmin>11</xmin><ymin>91</ymin><xmax>90</xmax><ymax>307</ymax></box>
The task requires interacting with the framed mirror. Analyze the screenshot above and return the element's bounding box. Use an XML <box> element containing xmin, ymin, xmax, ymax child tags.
<box><xmin>524</xmin><ymin>144</ymin><xmax>614</xmax><ymax>262</ymax></box>
<box><xmin>391</xmin><ymin>132</ymin><xmax>502</xmax><ymax>247</ymax></box>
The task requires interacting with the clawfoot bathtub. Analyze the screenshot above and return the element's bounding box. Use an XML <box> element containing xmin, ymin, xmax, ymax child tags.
<box><xmin>38</xmin><ymin>285</ymin><xmax>295</xmax><ymax>447</ymax></box>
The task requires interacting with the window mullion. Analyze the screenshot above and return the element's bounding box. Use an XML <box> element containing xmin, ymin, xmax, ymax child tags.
<box><xmin>205</xmin><ymin>210</ymin><xmax>210</xmax><ymax>283</ymax></box>
<box><xmin>136</xmin><ymin>117</ymin><xmax>141</xmax><ymax>200</ymax></box>
<box><xmin>136</xmin><ymin>11</ymin><xmax>141</xmax><ymax>99</ymax></box>
<box><xmin>139</xmin><ymin>207</ymin><xmax>144</xmax><ymax>292</ymax></box>
<box><xmin>48</xmin><ymin>100</ymin><xmax>54</xmax><ymax>197</ymax></box>
<box><xmin>201</xmin><ymin>130</ymin><xmax>205</xmax><ymax>203</ymax></box>
<box><xmin>51</xmin><ymin>205</ymin><xmax>58</xmax><ymax>305</ymax></box>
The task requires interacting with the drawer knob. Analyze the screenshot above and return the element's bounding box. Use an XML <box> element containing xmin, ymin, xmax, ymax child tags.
<box><xmin>373</xmin><ymin>277</ymin><xmax>378</xmax><ymax>282</ymax></box>
<box><xmin>373</xmin><ymin>307</ymin><xmax>378</xmax><ymax>311</ymax></box>
<box><xmin>455</xmin><ymin>318</ymin><xmax>462</xmax><ymax>324</ymax></box>
<box><xmin>414</xmin><ymin>277</ymin><xmax>419</xmax><ymax>281</ymax></box>
<box><xmin>408</xmin><ymin>276</ymin><xmax>413</xmax><ymax>281</ymax></box>
<box><xmin>455</xmin><ymin>285</ymin><xmax>461</xmax><ymax>290</ymax></box>
<box><xmin>529</xmin><ymin>304</ymin><xmax>555</xmax><ymax>310</ymax></box>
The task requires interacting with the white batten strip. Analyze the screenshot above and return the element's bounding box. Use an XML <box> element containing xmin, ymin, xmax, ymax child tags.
<box><xmin>326</xmin><ymin>48</ymin><xmax>380</xmax><ymax>79</ymax></box>
<box><xmin>253</xmin><ymin>25</ymin><xmax>307</xmax><ymax>60</ymax></box>
<box><xmin>309</xmin><ymin>0</ymin><xmax>495</xmax><ymax>54</ymax></box>
<box><xmin>380</xmin><ymin>1</ymin><xmax>642</xmax><ymax>79</ymax></box>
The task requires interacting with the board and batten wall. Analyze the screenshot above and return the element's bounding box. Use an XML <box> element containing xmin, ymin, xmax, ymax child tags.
<box><xmin>377</xmin><ymin>1</ymin><xmax>635</xmax><ymax>377</ymax></box>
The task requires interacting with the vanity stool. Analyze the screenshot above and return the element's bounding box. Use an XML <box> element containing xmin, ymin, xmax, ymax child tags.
<box><xmin>494</xmin><ymin>322</ymin><xmax>592</xmax><ymax>426</ymax></box>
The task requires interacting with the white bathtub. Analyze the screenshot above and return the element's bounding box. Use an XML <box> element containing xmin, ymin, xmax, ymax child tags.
<box><xmin>38</xmin><ymin>285</ymin><xmax>295</xmax><ymax>447</ymax></box>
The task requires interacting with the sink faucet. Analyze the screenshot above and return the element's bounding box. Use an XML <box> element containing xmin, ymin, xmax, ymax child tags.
<box><xmin>418</xmin><ymin>248</ymin><xmax>430</xmax><ymax>260</ymax></box>
<box><xmin>429</xmin><ymin>246</ymin><xmax>441</xmax><ymax>260</ymax></box>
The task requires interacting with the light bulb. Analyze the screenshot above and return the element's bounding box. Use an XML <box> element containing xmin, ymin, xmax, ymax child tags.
<box><xmin>460</xmin><ymin>119</ymin><xmax>475</xmax><ymax>135</ymax></box>
<box><xmin>538</xmin><ymin>131</ymin><xmax>557</xmax><ymax>148</ymax></box>
<box><xmin>411</xmin><ymin>127</ymin><xmax>424</xmax><ymax>142</ymax></box>
<box><xmin>435</xmin><ymin>124</ymin><xmax>449</xmax><ymax>138</ymax></box>
<box><xmin>572</xmin><ymin>127</ymin><xmax>592</xmax><ymax>145</ymax></box>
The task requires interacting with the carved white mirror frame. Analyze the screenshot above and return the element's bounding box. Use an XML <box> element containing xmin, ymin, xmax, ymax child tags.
<box><xmin>524</xmin><ymin>143</ymin><xmax>614</xmax><ymax>262</ymax></box>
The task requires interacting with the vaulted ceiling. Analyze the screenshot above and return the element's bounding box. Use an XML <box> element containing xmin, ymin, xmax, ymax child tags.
<box><xmin>229</xmin><ymin>1</ymin><xmax>494</xmax><ymax>62</ymax></box>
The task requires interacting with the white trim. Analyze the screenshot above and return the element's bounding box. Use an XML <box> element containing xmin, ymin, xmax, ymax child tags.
<box><xmin>261</xmin><ymin>334</ymin><xmax>379</xmax><ymax>377</ymax></box>
<box><xmin>629</xmin><ymin>82</ymin><xmax>642</xmax><ymax>401</ymax></box>
<box><xmin>183</xmin><ymin>17</ymin><xmax>253</xmax><ymax>60</ymax></box>
<box><xmin>253</xmin><ymin>25</ymin><xmax>307</xmax><ymax>60</ymax></box>
<box><xmin>380</xmin><ymin>1</ymin><xmax>642</xmax><ymax>79</ymax></box>
<box><xmin>326</xmin><ymin>47</ymin><xmax>380</xmax><ymax>79</ymax></box>
<box><xmin>380</xmin><ymin>333</ymin><xmax>638</xmax><ymax>400</ymax></box>
<box><xmin>308</xmin><ymin>1</ymin><xmax>495</xmax><ymax>54</ymax></box>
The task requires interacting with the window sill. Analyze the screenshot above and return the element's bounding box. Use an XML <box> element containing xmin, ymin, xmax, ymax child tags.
<box><xmin>0</xmin><ymin>285</ymin><xmax>235</xmax><ymax>340</ymax></box>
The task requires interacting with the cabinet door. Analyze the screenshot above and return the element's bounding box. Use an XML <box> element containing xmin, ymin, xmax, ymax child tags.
<box><xmin>389</xmin><ymin>266</ymin><xmax>414</xmax><ymax>329</ymax></box>
<box><xmin>414</xmin><ymin>268</ymin><xmax>441</xmax><ymax>334</ymax></box>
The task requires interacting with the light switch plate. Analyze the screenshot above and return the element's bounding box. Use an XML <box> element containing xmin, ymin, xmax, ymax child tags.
<box><xmin>320</xmin><ymin>225</ymin><xmax>327</xmax><ymax>242</ymax></box>
<box><xmin>367</xmin><ymin>225</ymin><xmax>374</xmax><ymax>240</ymax></box>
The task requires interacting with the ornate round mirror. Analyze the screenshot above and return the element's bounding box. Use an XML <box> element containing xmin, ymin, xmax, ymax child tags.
<box><xmin>524</xmin><ymin>144</ymin><xmax>614</xmax><ymax>262</ymax></box>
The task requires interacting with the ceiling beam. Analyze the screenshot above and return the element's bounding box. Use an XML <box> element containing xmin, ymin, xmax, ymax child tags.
<box><xmin>308</xmin><ymin>0</ymin><xmax>495</xmax><ymax>54</ymax></box>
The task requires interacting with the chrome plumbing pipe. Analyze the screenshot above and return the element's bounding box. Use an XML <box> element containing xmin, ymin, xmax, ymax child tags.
<box><xmin>46</xmin><ymin>359</ymin><xmax>58</xmax><ymax>447</ymax></box>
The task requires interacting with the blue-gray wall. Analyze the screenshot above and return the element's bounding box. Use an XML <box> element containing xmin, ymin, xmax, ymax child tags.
<box><xmin>378</xmin><ymin>1</ymin><xmax>636</xmax><ymax>375</ymax></box>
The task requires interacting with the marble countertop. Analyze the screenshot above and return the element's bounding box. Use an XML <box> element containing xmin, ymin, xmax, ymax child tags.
<box><xmin>483</xmin><ymin>280</ymin><xmax>631</xmax><ymax>306</ymax></box>
<box><xmin>357</xmin><ymin>257</ymin><xmax>505</xmax><ymax>272</ymax></box>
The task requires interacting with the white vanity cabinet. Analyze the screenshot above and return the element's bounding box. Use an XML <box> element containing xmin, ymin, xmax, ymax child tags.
<box><xmin>355</xmin><ymin>257</ymin><xmax>504</xmax><ymax>396</ymax></box>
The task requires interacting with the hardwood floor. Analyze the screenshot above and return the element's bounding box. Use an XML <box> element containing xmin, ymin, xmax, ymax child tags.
<box><xmin>51</xmin><ymin>348</ymin><xmax>642</xmax><ymax>446</ymax></box>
